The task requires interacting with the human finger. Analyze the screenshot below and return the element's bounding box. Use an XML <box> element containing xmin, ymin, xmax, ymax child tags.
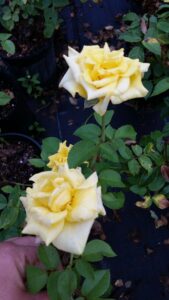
<box><xmin>7</xmin><ymin>236</ymin><xmax>41</xmax><ymax>247</ymax></box>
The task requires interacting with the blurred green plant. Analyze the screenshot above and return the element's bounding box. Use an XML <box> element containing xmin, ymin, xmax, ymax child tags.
<box><xmin>118</xmin><ymin>4</ymin><xmax>169</xmax><ymax>98</ymax></box>
<box><xmin>18</xmin><ymin>72</ymin><xmax>43</xmax><ymax>98</ymax></box>
<box><xmin>0</xmin><ymin>185</ymin><xmax>25</xmax><ymax>241</ymax></box>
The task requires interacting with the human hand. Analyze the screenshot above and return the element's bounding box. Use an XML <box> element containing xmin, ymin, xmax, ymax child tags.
<box><xmin>0</xmin><ymin>236</ymin><xmax>48</xmax><ymax>300</ymax></box>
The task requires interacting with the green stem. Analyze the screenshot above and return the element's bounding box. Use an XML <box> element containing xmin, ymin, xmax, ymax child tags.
<box><xmin>90</xmin><ymin>114</ymin><xmax>106</xmax><ymax>169</ymax></box>
<box><xmin>101</xmin><ymin>114</ymin><xmax>106</xmax><ymax>143</ymax></box>
<box><xmin>69</xmin><ymin>253</ymin><xmax>74</xmax><ymax>268</ymax></box>
<box><xmin>1</xmin><ymin>180</ymin><xmax>31</xmax><ymax>187</ymax></box>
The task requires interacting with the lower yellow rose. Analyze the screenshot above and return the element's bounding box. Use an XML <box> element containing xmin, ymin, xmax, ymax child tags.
<box><xmin>59</xmin><ymin>43</ymin><xmax>150</xmax><ymax>116</ymax></box>
<box><xmin>21</xmin><ymin>165</ymin><xmax>105</xmax><ymax>255</ymax></box>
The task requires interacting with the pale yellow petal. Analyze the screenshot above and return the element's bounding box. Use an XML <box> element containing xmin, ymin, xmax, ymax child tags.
<box><xmin>78</xmin><ymin>172</ymin><xmax>98</xmax><ymax>189</ymax></box>
<box><xmin>52</xmin><ymin>219</ymin><xmax>94</xmax><ymax>255</ymax></box>
<box><xmin>96</xmin><ymin>187</ymin><xmax>106</xmax><ymax>216</ymax></box>
<box><xmin>59</xmin><ymin>69</ymin><xmax>78</xmax><ymax>97</ymax></box>
<box><xmin>116</xmin><ymin>77</ymin><xmax>130</xmax><ymax>94</ymax></box>
<box><xmin>93</xmin><ymin>96</ymin><xmax>110</xmax><ymax>116</ymax></box>
<box><xmin>22</xmin><ymin>217</ymin><xmax>65</xmax><ymax>246</ymax></box>
<box><xmin>68</xmin><ymin>188</ymin><xmax>98</xmax><ymax>222</ymax></box>
<box><xmin>31</xmin><ymin>206</ymin><xmax>67</xmax><ymax>225</ymax></box>
<box><xmin>58</xmin><ymin>164</ymin><xmax>85</xmax><ymax>188</ymax></box>
<box><xmin>68</xmin><ymin>46</ymin><xmax>79</xmax><ymax>57</ymax></box>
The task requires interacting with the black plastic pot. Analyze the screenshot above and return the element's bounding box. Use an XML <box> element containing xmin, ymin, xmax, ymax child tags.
<box><xmin>0</xmin><ymin>132</ymin><xmax>41</xmax><ymax>186</ymax></box>
<box><xmin>0</xmin><ymin>64</ymin><xmax>36</xmax><ymax>132</ymax></box>
<box><xmin>0</xmin><ymin>65</ymin><xmax>19</xmax><ymax>125</ymax></box>
<box><xmin>1</xmin><ymin>38</ymin><xmax>56</xmax><ymax>84</ymax></box>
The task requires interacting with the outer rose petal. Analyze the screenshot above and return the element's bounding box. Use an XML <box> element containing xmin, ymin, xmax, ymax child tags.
<box><xmin>120</xmin><ymin>72</ymin><xmax>148</xmax><ymax>101</ymax></box>
<box><xmin>63</xmin><ymin>55</ymin><xmax>81</xmax><ymax>82</ymax></box>
<box><xmin>68</xmin><ymin>46</ymin><xmax>79</xmax><ymax>57</ymax></box>
<box><xmin>59</xmin><ymin>69</ymin><xmax>78</xmax><ymax>97</ymax></box>
<box><xmin>77</xmin><ymin>172</ymin><xmax>98</xmax><ymax>189</ymax></box>
<box><xmin>97</xmin><ymin>187</ymin><xmax>106</xmax><ymax>216</ymax></box>
<box><xmin>22</xmin><ymin>216</ymin><xmax>65</xmax><ymax>246</ymax></box>
<box><xmin>93</xmin><ymin>96</ymin><xmax>110</xmax><ymax>116</ymax></box>
<box><xmin>52</xmin><ymin>219</ymin><xmax>94</xmax><ymax>255</ymax></box>
<box><xmin>139</xmin><ymin>62</ymin><xmax>150</xmax><ymax>73</ymax></box>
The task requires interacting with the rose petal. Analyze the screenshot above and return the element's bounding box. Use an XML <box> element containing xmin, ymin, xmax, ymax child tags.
<box><xmin>52</xmin><ymin>219</ymin><xmax>94</xmax><ymax>255</ymax></box>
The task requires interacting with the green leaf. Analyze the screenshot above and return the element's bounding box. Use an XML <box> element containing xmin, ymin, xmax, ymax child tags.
<box><xmin>128</xmin><ymin>159</ymin><xmax>140</xmax><ymax>175</ymax></box>
<box><xmin>57</xmin><ymin>270</ymin><xmax>77</xmax><ymax>300</ymax></box>
<box><xmin>0</xmin><ymin>194</ymin><xmax>7</xmax><ymax>210</ymax></box>
<box><xmin>94</xmin><ymin>110</ymin><xmax>114</xmax><ymax>126</ymax></box>
<box><xmin>105</xmin><ymin>125</ymin><xmax>115</xmax><ymax>139</ymax></box>
<box><xmin>131</xmin><ymin>145</ymin><xmax>142</xmax><ymax>156</ymax></box>
<box><xmin>100</xmin><ymin>143</ymin><xmax>119</xmax><ymax>163</ymax></box>
<box><xmin>145</xmin><ymin>16</ymin><xmax>158</xmax><ymax>39</ymax></box>
<box><xmin>0</xmin><ymin>91</ymin><xmax>12</xmax><ymax>106</ymax></box>
<box><xmin>138</xmin><ymin>155</ymin><xmax>153</xmax><ymax>173</ymax></box>
<box><xmin>29</xmin><ymin>158</ymin><xmax>46</xmax><ymax>168</ymax></box>
<box><xmin>129</xmin><ymin>46</ymin><xmax>145</xmax><ymax>61</ymax></box>
<box><xmin>151</xmin><ymin>77</ymin><xmax>169</xmax><ymax>96</ymax></box>
<box><xmin>41</xmin><ymin>137</ymin><xmax>60</xmax><ymax>161</ymax></box>
<box><xmin>1</xmin><ymin>185</ymin><xmax>13</xmax><ymax>194</ymax></box>
<box><xmin>47</xmin><ymin>272</ymin><xmax>61</xmax><ymax>300</ymax></box>
<box><xmin>99</xmin><ymin>169</ymin><xmax>125</xmax><ymax>188</ymax></box>
<box><xmin>68</xmin><ymin>140</ymin><xmax>97</xmax><ymax>168</ymax></box>
<box><xmin>74</xmin><ymin>124</ymin><xmax>101</xmax><ymax>142</ymax></box>
<box><xmin>157</xmin><ymin>21</ymin><xmax>169</xmax><ymax>33</ymax></box>
<box><xmin>1</xmin><ymin>40</ymin><xmax>15</xmax><ymax>54</ymax></box>
<box><xmin>38</xmin><ymin>244</ymin><xmax>60</xmax><ymax>270</ymax></box>
<box><xmin>26</xmin><ymin>265</ymin><xmax>48</xmax><ymax>294</ymax></box>
<box><xmin>123</xmin><ymin>12</ymin><xmax>140</xmax><ymax>22</ymax></box>
<box><xmin>142</xmin><ymin>40</ymin><xmax>161</xmax><ymax>56</ymax></box>
<box><xmin>103</xmin><ymin>192</ymin><xmax>125</xmax><ymax>210</ymax></box>
<box><xmin>118</xmin><ymin>144</ymin><xmax>133</xmax><ymax>160</ymax></box>
<box><xmin>0</xmin><ymin>33</ymin><xmax>11</xmax><ymax>41</ymax></box>
<box><xmin>130</xmin><ymin>185</ymin><xmax>147</xmax><ymax>196</ymax></box>
<box><xmin>75</xmin><ymin>259</ymin><xmax>94</xmax><ymax>280</ymax></box>
<box><xmin>83</xmin><ymin>239</ymin><xmax>117</xmax><ymax>262</ymax></box>
<box><xmin>143</xmin><ymin>80</ymin><xmax>154</xmax><ymax>99</ymax></box>
<box><xmin>148</xmin><ymin>176</ymin><xmax>165</xmax><ymax>191</ymax></box>
<box><xmin>0</xmin><ymin>207</ymin><xmax>19</xmax><ymax>229</ymax></box>
<box><xmin>120</xmin><ymin>31</ymin><xmax>142</xmax><ymax>43</ymax></box>
<box><xmin>115</xmin><ymin>125</ymin><xmax>137</xmax><ymax>140</ymax></box>
<box><xmin>82</xmin><ymin>270</ymin><xmax>111</xmax><ymax>298</ymax></box>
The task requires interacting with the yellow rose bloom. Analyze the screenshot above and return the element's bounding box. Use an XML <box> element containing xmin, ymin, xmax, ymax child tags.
<box><xmin>21</xmin><ymin>165</ymin><xmax>105</xmax><ymax>255</ymax></box>
<box><xmin>59</xmin><ymin>43</ymin><xmax>150</xmax><ymax>116</ymax></box>
<box><xmin>47</xmin><ymin>141</ymin><xmax>72</xmax><ymax>171</ymax></box>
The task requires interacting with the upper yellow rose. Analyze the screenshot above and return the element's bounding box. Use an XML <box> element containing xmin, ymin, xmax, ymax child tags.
<box><xmin>59</xmin><ymin>43</ymin><xmax>150</xmax><ymax>116</ymax></box>
<box><xmin>21</xmin><ymin>165</ymin><xmax>105</xmax><ymax>255</ymax></box>
<box><xmin>47</xmin><ymin>141</ymin><xmax>72</xmax><ymax>171</ymax></box>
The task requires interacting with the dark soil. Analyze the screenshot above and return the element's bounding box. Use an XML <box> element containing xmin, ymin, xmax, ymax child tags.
<box><xmin>0</xmin><ymin>80</ymin><xmax>17</xmax><ymax>121</ymax></box>
<box><xmin>0</xmin><ymin>138</ymin><xmax>39</xmax><ymax>185</ymax></box>
<box><xmin>0</xmin><ymin>16</ymin><xmax>48</xmax><ymax>58</ymax></box>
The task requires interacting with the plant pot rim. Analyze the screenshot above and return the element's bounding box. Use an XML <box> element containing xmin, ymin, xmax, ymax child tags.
<box><xmin>0</xmin><ymin>132</ymin><xmax>41</xmax><ymax>150</ymax></box>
